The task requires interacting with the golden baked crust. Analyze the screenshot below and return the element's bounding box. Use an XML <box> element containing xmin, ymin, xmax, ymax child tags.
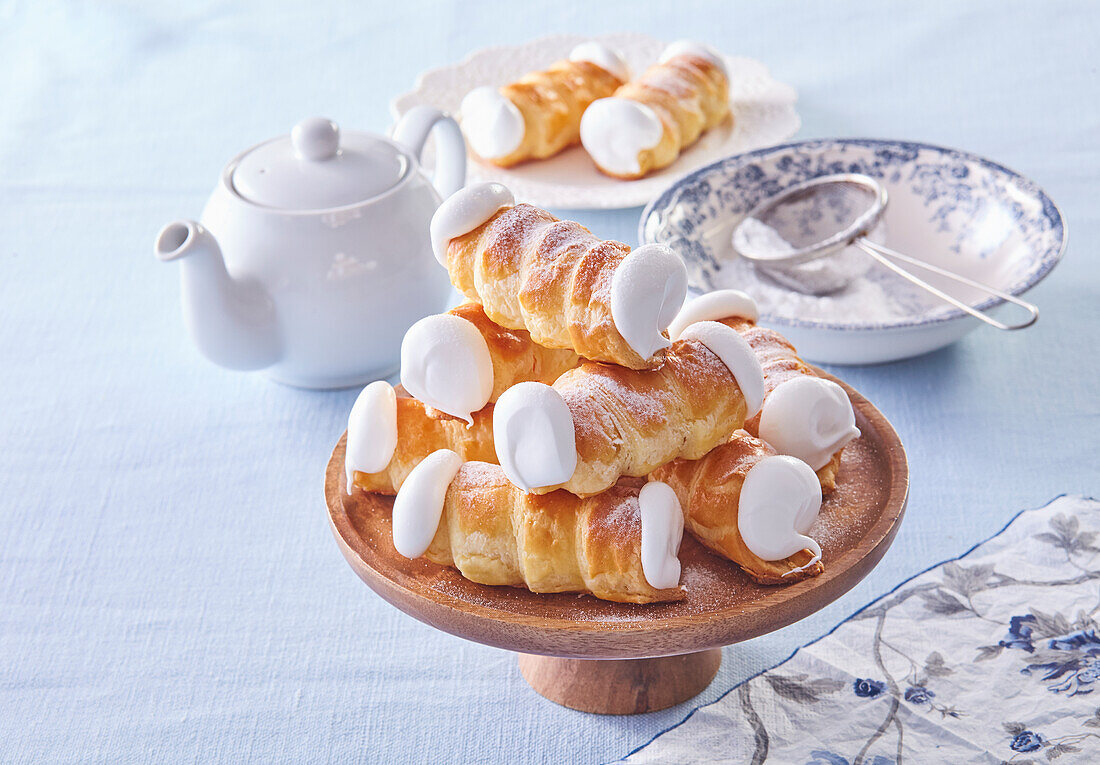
<box><xmin>478</xmin><ymin>59</ymin><xmax>625</xmax><ymax>167</ymax></box>
<box><xmin>450</xmin><ymin>302</ymin><xmax>579</xmax><ymax>402</ymax></box>
<box><xmin>651</xmin><ymin>432</ymin><xmax>824</xmax><ymax>584</ymax></box>
<box><xmin>446</xmin><ymin>203</ymin><xmax>663</xmax><ymax>369</ymax></box>
<box><xmin>533</xmin><ymin>334</ymin><xmax>751</xmax><ymax>497</ymax></box>
<box><xmin>352</xmin><ymin>396</ymin><xmax>496</xmax><ymax>495</ymax></box>
<box><xmin>596</xmin><ymin>55</ymin><xmax>730</xmax><ymax>180</ymax></box>
<box><xmin>424</xmin><ymin>462</ymin><xmax>684</xmax><ymax>603</ymax></box>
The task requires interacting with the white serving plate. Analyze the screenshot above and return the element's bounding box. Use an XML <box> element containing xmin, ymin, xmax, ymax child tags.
<box><xmin>391</xmin><ymin>33</ymin><xmax>800</xmax><ymax>210</ymax></box>
<box><xmin>640</xmin><ymin>139</ymin><xmax>1066</xmax><ymax>364</ymax></box>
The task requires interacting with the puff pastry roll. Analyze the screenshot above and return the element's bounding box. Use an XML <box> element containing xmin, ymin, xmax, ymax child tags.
<box><xmin>492</xmin><ymin>321</ymin><xmax>764</xmax><ymax>498</ymax></box>
<box><xmin>344</xmin><ymin>382</ymin><xmax>496</xmax><ymax>495</ymax></box>
<box><xmin>668</xmin><ymin>290</ymin><xmax>860</xmax><ymax>493</ymax></box>
<box><xmin>430</xmin><ymin>183</ymin><xmax>688</xmax><ymax>369</ymax></box>
<box><xmin>652</xmin><ymin>432</ymin><xmax>825</xmax><ymax>584</ymax></box>
<box><xmin>400</xmin><ymin>302</ymin><xmax>579</xmax><ymax>424</ymax></box>
<box><xmin>460</xmin><ymin>42</ymin><xmax>629</xmax><ymax>166</ymax></box>
<box><xmin>391</xmin><ymin>452</ymin><xmax>685</xmax><ymax>603</ymax></box>
<box><xmin>580</xmin><ymin>41</ymin><xmax>730</xmax><ymax>179</ymax></box>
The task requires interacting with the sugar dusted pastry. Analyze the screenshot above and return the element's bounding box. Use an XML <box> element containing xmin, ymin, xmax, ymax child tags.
<box><xmin>430</xmin><ymin>183</ymin><xmax>688</xmax><ymax>369</ymax></box>
<box><xmin>651</xmin><ymin>432</ymin><xmax>825</xmax><ymax>584</ymax></box>
<box><xmin>345</xmin><ymin>382</ymin><xmax>495</xmax><ymax>495</ymax></box>
<box><xmin>492</xmin><ymin>321</ymin><xmax>764</xmax><ymax>497</ymax></box>
<box><xmin>669</xmin><ymin>290</ymin><xmax>860</xmax><ymax>492</ymax></box>
<box><xmin>460</xmin><ymin>42</ymin><xmax>629</xmax><ymax>167</ymax></box>
<box><xmin>391</xmin><ymin>451</ymin><xmax>685</xmax><ymax>603</ymax></box>
<box><xmin>580</xmin><ymin>40</ymin><xmax>730</xmax><ymax>180</ymax></box>
<box><xmin>400</xmin><ymin>302</ymin><xmax>579</xmax><ymax>424</ymax></box>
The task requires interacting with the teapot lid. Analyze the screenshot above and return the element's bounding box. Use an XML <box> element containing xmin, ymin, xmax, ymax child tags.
<box><xmin>231</xmin><ymin>117</ymin><xmax>409</xmax><ymax>210</ymax></box>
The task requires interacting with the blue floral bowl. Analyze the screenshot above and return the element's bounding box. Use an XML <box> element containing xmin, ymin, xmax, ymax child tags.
<box><xmin>639</xmin><ymin>139</ymin><xmax>1066</xmax><ymax>364</ymax></box>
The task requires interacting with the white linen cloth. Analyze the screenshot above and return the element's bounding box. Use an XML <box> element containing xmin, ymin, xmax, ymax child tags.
<box><xmin>1</xmin><ymin>1</ymin><xmax>1097</xmax><ymax>762</ymax></box>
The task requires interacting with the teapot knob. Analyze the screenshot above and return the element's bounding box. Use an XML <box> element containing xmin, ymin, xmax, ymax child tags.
<box><xmin>292</xmin><ymin>117</ymin><xmax>340</xmax><ymax>161</ymax></box>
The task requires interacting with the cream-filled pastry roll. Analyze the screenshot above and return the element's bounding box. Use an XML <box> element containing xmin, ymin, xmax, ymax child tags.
<box><xmin>491</xmin><ymin>321</ymin><xmax>764</xmax><ymax>497</ymax></box>
<box><xmin>668</xmin><ymin>289</ymin><xmax>860</xmax><ymax>493</ymax></box>
<box><xmin>430</xmin><ymin>182</ymin><xmax>688</xmax><ymax>369</ymax></box>
<box><xmin>460</xmin><ymin>42</ymin><xmax>629</xmax><ymax>166</ymax></box>
<box><xmin>580</xmin><ymin>40</ymin><xmax>730</xmax><ymax>179</ymax></box>
<box><xmin>652</xmin><ymin>431</ymin><xmax>825</xmax><ymax>584</ymax></box>
<box><xmin>390</xmin><ymin>451</ymin><xmax>685</xmax><ymax>603</ymax></box>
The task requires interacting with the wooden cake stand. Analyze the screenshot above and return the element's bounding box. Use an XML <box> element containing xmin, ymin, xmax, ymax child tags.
<box><xmin>325</xmin><ymin>370</ymin><xmax>908</xmax><ymax>715</ymax></box>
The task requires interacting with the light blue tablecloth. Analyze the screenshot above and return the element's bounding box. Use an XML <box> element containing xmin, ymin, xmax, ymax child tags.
<box><xmin>1</xmin><ymin>2</ymin><xmax>1096</xmax><ymax>762</ymax></box>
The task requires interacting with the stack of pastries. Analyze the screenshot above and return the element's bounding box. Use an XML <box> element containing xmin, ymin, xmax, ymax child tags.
<box><xmin>342</xmin><ymin>183</ymin><xmax>861</xmax><ymax>604</ymax></box>
<box><xmin>458</xmin><ymin>39</ymin><xmax>731</xmax><ymax>180</ymax></box>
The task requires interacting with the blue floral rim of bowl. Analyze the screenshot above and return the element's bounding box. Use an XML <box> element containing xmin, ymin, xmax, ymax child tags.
<box><xmin>639</xmin><ymin>138</ymin><xmax>1067</xmax><ymax>332</ymax></box>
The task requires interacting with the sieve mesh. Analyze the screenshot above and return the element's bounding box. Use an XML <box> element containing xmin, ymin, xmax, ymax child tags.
<box><xmin>752</xmin><ymin>180</ymin><xmax>879</xmax><ymax>251</ymax></box>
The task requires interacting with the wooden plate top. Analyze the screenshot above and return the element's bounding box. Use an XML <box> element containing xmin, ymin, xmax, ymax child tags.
<box><xmin>326</xmin><ymin>370</ymin><xmax>908</xmax><ymax>659</ymax></box>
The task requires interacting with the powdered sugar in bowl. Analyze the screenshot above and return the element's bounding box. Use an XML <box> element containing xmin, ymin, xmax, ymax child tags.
<box><xmin>639</xmin><ymin>139</ymin><xmax>1066</xmax><ymax>364</ymax></box>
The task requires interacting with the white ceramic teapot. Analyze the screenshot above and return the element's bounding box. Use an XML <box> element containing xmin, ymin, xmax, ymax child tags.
<box><xmin>154</xmin><ymin>108</ymin><xmax>465</xmax><ymax>389</ymax></box>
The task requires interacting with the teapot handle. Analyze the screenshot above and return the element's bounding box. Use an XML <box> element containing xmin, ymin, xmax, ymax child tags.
<box><xmin>391</xmin><ymin>106</ymin><xmax>466</xmax><ymax>200</ymax></box>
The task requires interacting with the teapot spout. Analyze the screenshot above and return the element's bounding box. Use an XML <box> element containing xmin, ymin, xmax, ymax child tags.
<box><xmin>155</xmin><ymin>220</ymin><xmax>281</xmax><ymax>371</ymax></box>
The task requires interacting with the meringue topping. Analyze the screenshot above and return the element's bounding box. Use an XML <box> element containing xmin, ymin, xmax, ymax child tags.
<box><xmin>579</xmin><ymin>97</ymin><xmax>664</xmax><ymax>176</ymax></box>
<box><xmin>391</xmin><ymin>449</ymin><xmax>464</xmax><ymax>559</ymax></box>
<box><xmin>678</xmin><ymin>320</ymin><xmax>765</xmax><ymax>417</ymax></box>
<box><xmin>738</xmin><ymin>455</ymin><xmax>823</xmax><ymax>573</ymax></box>
<box><xmin>659</xmin><ymin>40</ymin><xmax>728</xmax><ymax>78</ymax></box>
<box><xmin>667</xmin><ymin>289</ymin><xmax>760</xmax><ymax>340</ymax></box>
<box><xmin>759</xmin><ymin>376</ymin><xmax>860</xmax><ymax>470</ymax></box>
<box><xmin>429</xmin><ymin>182</ymin><xmax>515</xmax><ymax>265</ymax></box>
<box><xmin>459</xmin><ymin>87</ymin><xmax>525</xmax><ymax>161</ymax></box>
<box><xmin>492</xmin><ymin>381</ymin><xmax>577</xmax><ymax>492</ymax></box>
<box><xmin>401</xmin><ymin>313</ymin><xmax>494</xmax><ymax>425</ymax></box>
<box><xmin>568</xmin><ymin>41</ymin><xmax>630</xmax><ymax>82</ymax></box>
<box><xmin>345</xmin><ymin>381</ymin><xmax>398</xmax><ymax>494</ymax></box>
<box><xmin>609</xmin><ymin>243</ymin><xmax>688</xmax><ymax>361</ymax></box>
<box><xmin>638</xmin><ymin>481</ymin><xmax>684</xmax><ymax>590</ymax></box>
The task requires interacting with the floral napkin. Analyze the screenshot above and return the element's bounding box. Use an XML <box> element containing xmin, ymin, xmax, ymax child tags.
<box><xmin>623</xmin><ymin>495</ymin><xmax>1100</xmax><ymax>764</ymax></box>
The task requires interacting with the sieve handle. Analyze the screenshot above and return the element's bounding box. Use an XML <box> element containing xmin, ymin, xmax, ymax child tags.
<box><xmin>855</xmin><ymin>239</ymin><xmax>1039</xmax><ymax>331</ymax></box>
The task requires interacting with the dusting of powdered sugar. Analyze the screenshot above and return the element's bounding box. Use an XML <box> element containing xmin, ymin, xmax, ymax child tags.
<box><xmin>722</xmin><ymin>218</ymin><xmax>950</xmax><ymax>324</ymax></box>
<box><xmin>336</xmin><ymin>415</ymin><xmax>899</xmax><ymax>630</ymax></box>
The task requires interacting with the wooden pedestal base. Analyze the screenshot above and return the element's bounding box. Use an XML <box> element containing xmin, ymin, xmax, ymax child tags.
<box><xmin>518</xmin><ymin>649</ymin><xmax>722</xmax><ymax>715</ymax></box>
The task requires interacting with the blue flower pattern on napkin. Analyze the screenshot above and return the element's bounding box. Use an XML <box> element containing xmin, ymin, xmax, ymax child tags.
<box><xmin>853</xmin><ymin>678</ymin><xmax>885</xmax><ymax>698</ymax></box>
<box><xmin>1009</xmin><ymin>730</ymin><xmax>1044</xmax><ymax>752</ymax></box>
<box><xmin>902</xmin><ymin>686</ymin><xmax>934</xmax><ymax>705</ymax></box>
<box><xmin>1000</xmin><ymin>614</ymin><xmax>1038</xmax><ymax>652</ymax></box>
<box><xmin>622</xmin><ymin>498</ymin><xmax>1100</xmax><ymax>764</ymax></box>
